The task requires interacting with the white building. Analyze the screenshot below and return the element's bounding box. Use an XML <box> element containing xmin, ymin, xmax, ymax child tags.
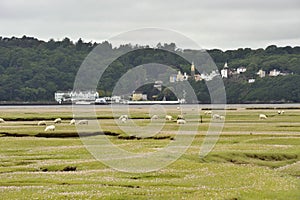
<box><xmin>257</xmin><ymin>69</ymin><xmax>266</xmax><ymax>78</ymax></box>
<box><xmin>221</xmin><ymin>62</ymin><xmax>229</xmax><ymax>78</ymax></box>
<box><xmin>154</xmin><ymin>80</ymin><xmax>163</xmax><ymax>91</ymax></box>
<box><xmin>269</xmin><ymin>69</ymin><xmax>281</xmax><ymax>77</ymax></box>
<box><xmin>54</xmin><ymin>90</ymin><xmax>99</xmax><ymax>103</ymax></box>
<box><xmin>248</xmin><ymin>79</ymin><xmax>255</xmax><ymax>83</ymax></box>
<box><xmin>237</xmin><ymin>67</ymin><xmax>247</xmax><ymax>74</ymax></box>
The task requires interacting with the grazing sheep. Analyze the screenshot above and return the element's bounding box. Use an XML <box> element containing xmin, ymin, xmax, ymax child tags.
<box><xmin>177</xmin><ymin>119</ymin><xmax>186</xmax><ymax>124</ymax></box>
<box><xmin>54</xmin><ymin>118</ymin><xmax>62</xmax><ymax>124</ymax></box>
<box><xmin>177</xmin><ymin>115</ymin><xmax>184</xmax><ymax>120</ymax></box>
<box><xmin>213</xmin><ymin>114</ymin><xmax>221</xmax><ymax>119</ymax></box>
<box><xmin>119</xmin><ymin>115</ymin><xmax>129</xmax><ymax>120</ymax></box>
<box><xmin>204</xmin><ymin>111</ymin><xmax>212</xmax><ymax>115</ymax></box>
<box><xmin>165</xmin><ymin>115</ymin><xmax>173</xmax><ymax>121</ymax></box>
<box><xmin>0</xmin><ymin>118</ymin><xmax>5</xmax><ymax>123</ymax></box>
<box><xmin>121</xmin><ymin>117</ymin><xmax>127</xmax><ymax>123</ymax></box>
<box><xmin>77</xmin><ymin>120</ymin><xmax>88</xmax><ymax>125</ymax></box>
<box><xmin>259</xmin><ymin>114</ymin><xmax>267</xmax><ymax>120</ymax></box>
<box><xmin>69</xmin><ymin>119</ymin><xmax>76</xmax><ymax>125</ymax></box>
<box><xmin>278</xmin><ymin>110</ymin><xmax>285</xmax><ymax>115</ymax></box>
<box><xmin>151</xmin><ymin>115</ymin><xmax>159</xmax><ymax>120</ymax></box>
<box><xmin>37</xmin><ymin>120</ymin><xmax>46</xmax><ymax>126</ymax></box>
<box><xmin>44</xmin><ymin>125</ymin><xmax>55</xmax><ymax>131</ymax></box>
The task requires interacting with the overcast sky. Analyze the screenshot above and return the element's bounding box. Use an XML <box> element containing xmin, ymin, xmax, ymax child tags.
<box><xmin>0</xmin><ymin>0</ymin><xmax>299</xmax><ymax>50</ymax></box>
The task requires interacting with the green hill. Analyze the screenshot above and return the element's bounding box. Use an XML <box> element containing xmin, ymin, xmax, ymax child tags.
<box><xmin>0</xmin><ymin>36</ymin><xmax>300</xmax><ymax>103</ymax></box>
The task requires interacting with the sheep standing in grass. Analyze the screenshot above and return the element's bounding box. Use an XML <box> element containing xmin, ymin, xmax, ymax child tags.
<box><xmin>54</xmin><ymin>118</ymin><xmax>62</xmax><ymax>124</ymax></box>
<box><xmin>38</xmin><ymin>120</ymin><xmax>46</xmax><ymax>126</ymax></box>
<box><xmin>213</xmin><ymin>114</ymin><xmax>221</xmax><ymax>120</ymax></box>
<box><xmin>0</xmin><ymin>118</ymin><xmax>5</xmax><ymax>123</ymax></box>
<box><xmin>177</xmin><ymin>115</ymin><xmax>184</xmax><ymax>120</ymax></box>
<box><xmin>259</xmin><ymin>114</ymin><xmax>267</xmax><ymax>120</ymax></box>
<box><xmin>177</xmin><ymin>119</ymin><xmax>186</xmax><ymax>124</ymax></box>
<box><xmin>278</xmin><ymin>110</ymin><xmax>285</xmax><ymax>115</ymax></box>
<box><xmin>44</xmin><ymin>125</ymin><xmax>55</xmax><ymax>131</ymax></box>
<box><xmin>151</xmin><ymin>115</ymin><xmax>159</xmax><ymax>121</ymax></box>
<box><xmin>77</xmin><ymin>120</ymin><xmax>88</xmax><ymax>125</ymax></box>
<box><xmin>165</xmin><ymin>115</ymin><xmax>173</xmax><ymax>121</ymax></box>
<box><xmin>204</xmin><ymin>111</ymin><xmax>212</xmax><ymax>115</ymax></box>
<box><xmin>121</xmin><ymin>117</ymin><xmax>127</xmax><ymax>123</ymax></box>
<box><xmin>119</xmin><ymin>115</ymin><xmax>129</xmax><ymax>120</ymax></box>
<box><xmin>69</xmin><ymin>119</ymin><xmax>76</xmax><ymax>125</ymax></box>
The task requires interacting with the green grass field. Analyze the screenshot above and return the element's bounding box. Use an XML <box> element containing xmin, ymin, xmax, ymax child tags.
<box><xmin>0</xmin><ymin>106</ymin><xmax>299</xmax><ymax>199</ymax></box>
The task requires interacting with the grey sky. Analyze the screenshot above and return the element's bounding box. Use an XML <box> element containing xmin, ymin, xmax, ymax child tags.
<box><xmin>0</xmin><ymin>0</ymin><xmax>299</xmax><ymax>50</ymax></box>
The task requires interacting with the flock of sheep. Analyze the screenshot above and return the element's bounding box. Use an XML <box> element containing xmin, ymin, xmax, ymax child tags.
<box><xmin>37</xmin><ymin>118</ymin><xmax>88</xmax><ymax>131</ymax></box>
<box><xmin>0</xmin><ymin>109</ymin><xmax>286</xmax><ymax>132</ymax></box>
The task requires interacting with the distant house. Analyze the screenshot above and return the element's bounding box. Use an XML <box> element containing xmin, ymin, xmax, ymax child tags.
<box><xmin>248</xmin><ymin>78</ymin><xmax>255</xmax><ymax>83</ymax></box>
<box><xmin>221</xmin><ymin>62</ymin><xmax>229</xmax><ymax>78</ymax></box>
<box><xmin>132</xmin><ymin>92</ymin><xmax>147</xmax><ymax>101</ymax></box>
<box><xmin>54</xmin><ymin>90</ymin><xmax>99</xmax><ymax>104</ymax></box>
<box><xmin>257</xmin><ymin>69</ymin><xmax>266</xmax><ymax>78</ymax></box>
<box><xmin>169</xmin><ymin>74</ymin><xmax>177</xmax><ymax>83</ymax></box>
<box><xmin>269</xmin><ymin>69</ymin><xmax>281</xmax><ymax>77</ymax></box>
<box><xmin>154</xmin><ymin>80</ymin><xmax>163</xmax><ymax>91</ymax></box>
<box><xmin>237</xmin><ymin>67</ymin><xmax>247</xmax><ymax>74</ymax></box>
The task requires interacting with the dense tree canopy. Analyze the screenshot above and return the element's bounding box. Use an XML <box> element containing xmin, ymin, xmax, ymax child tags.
<box><xmin>0</xmin><ymin>36</ymin><xmax>299</xmax><ymax>103</ymax></box>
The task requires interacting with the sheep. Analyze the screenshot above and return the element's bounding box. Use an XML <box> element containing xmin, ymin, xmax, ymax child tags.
<box><xmin>259</xmin><ymin>114</ymin><xmax>267</xmax><ymax>120</ymax></box>
<box><xmin>37</xmin><ymin>120</ymin><xmax>46</xmax><ymax>126</ymax></box>
<box><xmin>165</xmin><ymin>115</ymin><xmax>173</xmax><ymax>121</ymax></box>
<box><xmin>177</xmin><ymin>114</ymin><xmax>184</xmax><ymax>120</ymax></box>
<box><xmin>54</xmin><ymin>118</ymin><xmax>62</xmax><ymax>124</ymax></box>
<box><xmin>151</xmin><ymin>115</ymin><xmax>159</xmax><ymax>120</ymax></box>
<box><xmin>213</xmin><ymin>114</ymin><xmax>221</xmax><ymax>119</ymax></box>
<box><xmin>177</xmin><ymin>119</ymin><xmax>186</xmax><ymax>124</ymax></box>
<box><xmin>76</xmin><ymin>120</ymin><xmax>88</xmax><ymax>125</ymax></box>
<box><xmin>44</xmin><ymin>125</ymin><xmax>55</xmax><ymax>131</ymax></box>
<box><xmin>121</xmin><ymin>117</ymin><xmax>127</xmax><ymax>123</ymax></box>
<box><xmin>278</xmin><ymin>110</ymin><xmax>285</xmax><ymax>115</ymax></box>
<box><xmin>212</xmin><ymin>114</ymin><xmax>225</xmax><ymax>120</ymax></box>
<box><xmin>0</xmin><ymin>118</ymin><xmax>5</xmax><ymax>123</ymax></box>
<box><xmin>119</xmin><ymin>115</ymin><xmax>129</xmax><ymax>120</ymax></box>
<box><xmin>69</xmin><ymin>119</ymin><xmax>76</xmax><ymax>125</ymax></box>
<box><xmin>204</xmin><ymin>111</ymin><xmax>212</xmax><ymax>115</ymax></box>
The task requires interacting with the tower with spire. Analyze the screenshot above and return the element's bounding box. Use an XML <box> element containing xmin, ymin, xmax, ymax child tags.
<box><xmin>191</xmin><ymin>61</ymin><xmax>195</xmax><ymax>78</ymax></box>
<box><xmin>221</xmin><ymin>62</ymin><xmax>229</xmax><ymax>78</ymax></box>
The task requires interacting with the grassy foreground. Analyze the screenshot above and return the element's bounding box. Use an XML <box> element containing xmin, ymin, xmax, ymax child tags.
<box><xmin>0</xmin><ymin>106</ymin><xmax>299</xmax><ymax>199</ymax></box>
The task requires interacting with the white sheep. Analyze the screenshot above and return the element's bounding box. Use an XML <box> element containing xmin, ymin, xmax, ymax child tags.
<box><xmin>44</xmin><ymin>125</ymin><xmax>55</xmax><ymax>131</ymax></box>
<box><xmin>259</xmin><ymin>114</ymin><xmax>267</xmax><ymax>120</ymax></box>
<box><xmin>119</xmin><ymin>115</ymin><xmax>129</xmax><ymax>120</ymax></box>
<box><xmin>278</xmin><ymin>110</ymin><xmax>285</xmax><ymax>115</ymax></box>
<box><xmin>177</xmin><ymin>115</ymin><xmax>184</xmax><ymax>120</ymax></box>
<box><xmin>37</xmin><ymin>120</ymin><xmax>46</xmax><ymax>126</ymax></box>
<box><xmin>177</xmin><ymin>119</ymin><xmax>186</xmax><ymax>124</ymax></box>
<box><xmin>165</xmin><ymin>115</ymin><xmax>173</xmax><ymax>121</ymax></box>
<box><xmin>204</xmin><ymin>111</ymin><xmax>212</xmax><ymax>115</ymax></box>
<box><xmin>121</xmin><ymin>117</ymin><xmax>127</xmax><ymax>123</ymax></box>
<box><xmin>213</xmin><ymin>114</ymin><xmax>221</xmax><ymax>119</ymax></box>
<box><xmin>151</xmin><ymin>115</ymin><xmax>159</xmax><ymax>120</ymax></box>
<box><xmin>69</xmin><ymin>119</ymin><xmax>76</xmax><ymax>125</ymax></box>
<box><xmin>76</xmin><ymin>120</ymin><xmax>88</xmax><ymax>125</ymax></box>
<box><xmin>0</xmin><ymin>118</ymin><xmax>5</xmax><ymax>123</ymax></box>
<box><xmin>54</xmin><ymin>118</ymin><xmax>62</xmax><ymax>124</ymax></box>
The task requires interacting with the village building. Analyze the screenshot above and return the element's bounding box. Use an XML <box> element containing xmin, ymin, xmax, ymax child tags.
<box><xmin>221</xmin><ymin>62</ymin><xmax>229</xmax><ymax>78</ymax></box>
<box><xmin>257</xmin><ymin>69</ymin><xmax>266</xmax><ymax>78</ymax></box>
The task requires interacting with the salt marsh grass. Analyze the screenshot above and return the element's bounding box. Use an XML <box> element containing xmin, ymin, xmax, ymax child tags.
<box><xmin>0</xmin><ymin>106</ymin><xmax>299</xmax><ymax>199</ymax></box>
